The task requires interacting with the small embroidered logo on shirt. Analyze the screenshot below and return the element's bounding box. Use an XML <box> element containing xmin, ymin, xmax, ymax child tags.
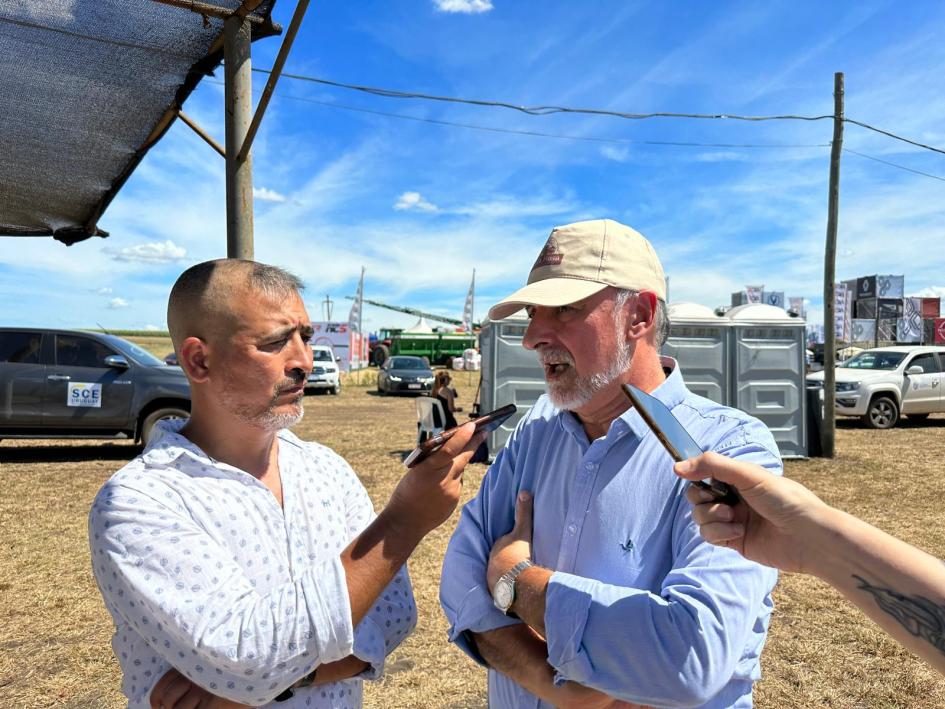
<box><xmin>620</xmin><ymin>538</ymin><xmax>635</xmax><ymax>553</ymax></box>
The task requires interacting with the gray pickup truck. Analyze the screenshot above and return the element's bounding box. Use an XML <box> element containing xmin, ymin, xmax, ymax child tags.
<box><xmin>0</xmin><ymin>328</ymin><xmax>191</xmax><ymax>446</ymax></box>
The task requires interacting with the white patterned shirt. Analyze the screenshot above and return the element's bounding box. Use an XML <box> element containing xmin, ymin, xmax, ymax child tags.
<box><xmin>89</xmin><ymin>419</ymin><xmax>416</xmax><ymax>708</ymax></box>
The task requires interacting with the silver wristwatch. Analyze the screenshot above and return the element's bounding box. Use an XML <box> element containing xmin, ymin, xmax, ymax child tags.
<box><xmin>493</xmin><ymin>559</ymin><xmax>534</xmax><ymax>614</ymax></box>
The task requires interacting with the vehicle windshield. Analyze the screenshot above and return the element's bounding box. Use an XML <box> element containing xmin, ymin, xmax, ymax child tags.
<box><xmin>313</xmin><ymin>350</ymin><xmax>334</xmax><ymax>362</ymax></box>
<box><xmin>841</xmin><ymin>351</ymin><xmax>907</xmax><ymax>370</ymax></box>
<box><xmin>107</xmin><ymin>336</ymin><xmax>166</xmax><ymax>366</ymax></box>
<box><xmin>390</xmin><ymin>357</ymin><xmax>428</xmax><ymax>370</ymax></box>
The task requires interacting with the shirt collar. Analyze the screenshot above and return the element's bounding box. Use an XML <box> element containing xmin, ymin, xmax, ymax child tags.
<box><xmin>619</xmin><ymin>356</ymin><xmax>686</xmax><ymax>441</ymax></box>
<box><xmin>140</xmin><ymin>418</ymin><xmax>305</xmax><ymax>470</ymax></box>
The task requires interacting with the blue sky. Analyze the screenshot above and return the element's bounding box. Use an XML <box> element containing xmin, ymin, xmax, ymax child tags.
<box><xmin>4</xmin><ymin>0</ymin><xmax>945</xmax><ymax>333</ymax></box>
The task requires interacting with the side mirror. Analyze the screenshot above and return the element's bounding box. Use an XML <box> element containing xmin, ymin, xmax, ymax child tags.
<box><xmin>104</xmin><ymin>354</ymin><xmax>129</xmax><ymax>369</ymax></box>
<box><xmin>335</xmin><ymin>355</ymin><xmax>341</xmax><ymax>362</ymax></box>
<box><xmin>906</xmin><ymin>365</ymin><xmax>924</xmax><ymax>375</ymax></box>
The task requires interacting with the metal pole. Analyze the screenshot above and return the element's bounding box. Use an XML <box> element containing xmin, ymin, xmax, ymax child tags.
<box><xmin>822</xmin><ymin>72</ymin><xmax>844</xmax><ymax>458</ymax></box>
<box><xmin>150</xmin><ymin>0</ymin><xmax>265</xmax><ymax>23</ymax></box>
<box><xmin>224</xmin><ymin>15</ymin><xmax>254</xmax><ymax>260</ymax></box>
<box><xmin>177</xmin><ymin>110</ymin><xmax>226</xmax><ymax>158</ymax></box>
<box><xmin>239</xmin><ymin>0</ymin><xmax>311</xmax><ymax>163</ymax></box>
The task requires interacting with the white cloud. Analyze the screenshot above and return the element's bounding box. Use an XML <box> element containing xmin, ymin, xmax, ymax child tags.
<box><xmin>108</xmin><ymin>297</ymin><xmax>130</xmax><ymax>309</ymax></box>
<box><xmin>433</xmin><ymin>0</ymin><xmax>493</xmax><ymax>14</ymax></box>
<box><xmin>107</xmin><ymin>240</ymin><xmax>187</xmax><ymax>264</ymax></box>
<box><xmin>599</xmin><ymin>145</ymin><xmax>631</xmax><ymax>162</ymax></box>
<box><xmin>95</xmin><ymin>286</ymin><xmax>113</xmax><ymax>295</ymax></box>
<box><xmin>394</xmin><ymin>191</ymin><xmax>439</xmax><ymax>212</ymax></box>
<box><xmin>254</xmin><ymin>187</ymin><xmax>288</xmax><ymax>203</ymax></box>
<box><xmin>912</xmin><ymin>286</ymin><xmax>945</xmax><ymax>300</ymax></box>
<box><xmin>144</xmin><ymin>324</ymin><xmax>162</xmax><ymax>331</ymax></box>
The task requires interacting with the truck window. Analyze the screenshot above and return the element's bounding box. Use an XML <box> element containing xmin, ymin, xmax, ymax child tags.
<box><xmin>0</xmin><ymin>331</ymin><xmax>42</xmax><ymax>364</ymax></box>
<box><xmin>909</xmin><ymin>353</ymin><xmax>941</xmax><ymax>374</ymax></box>
<box><xmin>56</xmin><ymin>335</ymin><xmax>114</xmax><ymax>368</ymax></box>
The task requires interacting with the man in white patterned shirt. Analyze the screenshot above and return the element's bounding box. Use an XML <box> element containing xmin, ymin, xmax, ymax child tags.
<box><xmin>88</xmin><ymin>259</ymin><xmax>481</xmax><ymax>708</ymax></box>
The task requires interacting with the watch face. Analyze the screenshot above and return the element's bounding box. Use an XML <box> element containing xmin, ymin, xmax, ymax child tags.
<box><xmin>494</xmin><ymin>579</ymin><xmax>514</xmax><ymax>611</ymax></box>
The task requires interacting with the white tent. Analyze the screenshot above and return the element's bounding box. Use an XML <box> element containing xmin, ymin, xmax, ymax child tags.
<box><xmin>404</xmin><ymin>317</ymin><xmax>435</xmax><ymax>333</ymax></box>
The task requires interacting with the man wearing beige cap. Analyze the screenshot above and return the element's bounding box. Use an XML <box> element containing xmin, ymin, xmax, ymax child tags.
<box><xmin>440</xmin><ymin>219</ymin><xmax>782</xmax><ymax>708</ymax></box>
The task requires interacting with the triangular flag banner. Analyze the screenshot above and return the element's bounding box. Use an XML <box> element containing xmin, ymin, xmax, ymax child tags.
<box><xmin>462</xmin><ymin>269</ymin><xmax>475</xmax><ymax>332</ymax></box>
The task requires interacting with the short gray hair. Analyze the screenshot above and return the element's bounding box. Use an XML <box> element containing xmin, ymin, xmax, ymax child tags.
<box><xmin>614</xmin><ymin>288</ymin><xmax>670</xmax><ymax>347</ymax></box>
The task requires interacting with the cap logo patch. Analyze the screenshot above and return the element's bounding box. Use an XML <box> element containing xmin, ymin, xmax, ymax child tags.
<box><xmin>533</xmin><ymin>236</ymin><xmax>564</xmax><ymax>269</ymax></box>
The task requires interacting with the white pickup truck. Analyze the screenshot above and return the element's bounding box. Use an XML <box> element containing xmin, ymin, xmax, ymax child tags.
<box><xmin>806</xmin><ymin>345</ymin><xmax>945</xmax><ymax>429</ymax></box>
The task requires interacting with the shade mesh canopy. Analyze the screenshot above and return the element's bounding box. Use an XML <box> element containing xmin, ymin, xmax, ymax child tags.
<box><xmin>0</xmin><ymin>1</ymin><xmax>277</xmax><ymax>245</ymax></box>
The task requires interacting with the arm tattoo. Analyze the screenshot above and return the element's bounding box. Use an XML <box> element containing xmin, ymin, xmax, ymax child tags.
<box><xmin>853</xmin><ymin>574</ymin><xmax>945</xmax><ymax>655</ymax></box>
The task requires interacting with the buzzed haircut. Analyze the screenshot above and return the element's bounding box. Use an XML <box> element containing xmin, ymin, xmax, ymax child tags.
<box><xmin>167</xmin><ymin>259</ymin><xmax>304</xmax><ymax>348</ymax></box>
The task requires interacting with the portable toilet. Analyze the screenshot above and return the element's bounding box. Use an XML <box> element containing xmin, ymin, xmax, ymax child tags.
<box><xmin>478</xmin><ymin>311</ymin><xmax>546</xmax><ymax>458</ymax></box>
<box><xmin>663</xmin><ymin>303</ymin><xmax>730</xmax><ymax>405</ymax></box>
<box><xmin>726</xmin><ymin>304</ymin><xmax>807</xmax><ymax>458</ymax></box>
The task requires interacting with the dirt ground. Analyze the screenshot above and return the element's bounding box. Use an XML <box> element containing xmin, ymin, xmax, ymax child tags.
<box><xmin>2</xmin><ymin>351</ymin><xmax>944</xmax><ymax>707</ymax></box>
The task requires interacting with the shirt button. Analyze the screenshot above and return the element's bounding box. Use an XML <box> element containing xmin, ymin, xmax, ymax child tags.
<box><xmin>584</xmin><ymin>462</ymin><xmax>596</xmax><ymax>471</ymax></box>
<box><xmin>567</xmin><ymin>523</ymin><xmax>577</xmax><ymax>535</ymax></box>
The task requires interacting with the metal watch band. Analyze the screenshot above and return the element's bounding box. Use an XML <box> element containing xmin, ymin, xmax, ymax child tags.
<box><xmin>495</xmin><ymin>559</ymin><xmax>534</xmax><ymax>612</ymax></box>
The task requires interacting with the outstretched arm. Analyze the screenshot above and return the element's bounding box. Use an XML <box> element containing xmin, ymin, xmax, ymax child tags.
<box><xmin>676</xmin><ymin>452</ymin><xmax>945</xmax><ymax>676</ymax></box>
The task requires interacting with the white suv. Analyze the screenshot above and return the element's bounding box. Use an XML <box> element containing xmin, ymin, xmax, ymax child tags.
<box><xmin>306</xmin><ymin>345</ymin><xmax>341</xmax><ymax>395</ymax></box>
<box><xmin>807</xmin><ymin>345</ymin><xmax>945</xmax><ymax>429</ymax></box>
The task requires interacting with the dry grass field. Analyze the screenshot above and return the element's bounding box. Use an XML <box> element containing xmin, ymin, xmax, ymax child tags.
<box><xmin>2</xmin><ymin>336</ymin><xmax>944</xmax><ymax>707</ymax></box>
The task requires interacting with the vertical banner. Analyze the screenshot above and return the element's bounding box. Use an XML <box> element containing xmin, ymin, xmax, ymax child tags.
<box><xmin>898</xmin><ymin>298</ymin><xmax>923</xmax><ymax>343</ymax></box>
<box><xmin>348</xmin><ymin>267</ymin><xmax>364</xmax><ymax>333</ymax></box>
<box><xmin>834</xmin><ymin>282</ymin><xmax>851</xmax><ymax>341</ymax></box>
<box><xmin>745</xmin><ymin>285</ymin><xmax>763</xmax><ymax>304</ymax></box>
<box><xmin>462</xmin><ymin>269</ymin><xmax>476</xmax><ymax>333</ymax></box>
<box><xmin>346</xmin><ymin>267</ymin><xmax>365</xmax><ymax>369</ymax></box>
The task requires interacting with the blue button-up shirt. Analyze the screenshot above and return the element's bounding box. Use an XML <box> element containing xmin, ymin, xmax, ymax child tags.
<box><xmin>440</xmin><ymin>360</ymin><xmax>782</xmax><ymax>708</ymax></box>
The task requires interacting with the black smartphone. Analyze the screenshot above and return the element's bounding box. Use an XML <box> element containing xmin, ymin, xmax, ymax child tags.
<box><xmin>403</xmin><ymin>403</ymin><xmax>517</xmax><ymax>468</ymax></box>
<box><xmin>621</xmin><ymin>383</ymin><xmax>739</xmax><ymax>506</ymax></box>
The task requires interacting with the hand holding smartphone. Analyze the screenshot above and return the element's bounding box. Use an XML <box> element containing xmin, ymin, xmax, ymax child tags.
<box><xmin>403</xmin><ymin>404</ymin><xmax>517</xmax><ymax>468</ymax></box>
<box><xmin>621</xmin><ymin>384</ymin><xmax>739</xmax><ymax>506</ymax></box>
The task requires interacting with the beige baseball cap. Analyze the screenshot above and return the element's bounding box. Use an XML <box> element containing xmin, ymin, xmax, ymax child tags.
<box><xmin>488</xmin><ymin>219</ymin><xmax>666</xmax><ymax>321</ymax></box>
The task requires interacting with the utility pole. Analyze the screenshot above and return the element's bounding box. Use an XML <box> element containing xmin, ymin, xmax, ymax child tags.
<box><xmin>322</xmin><ymin>294</ymin><xmax>333</xmax><ymax>322</ymax></box>
<box><xmin>822</xmin><ymin>72</ymin><xmax>844</xmax><ymax>458</ymax></box>
<box><xmin>224</xmin><ymin>13</ymin><xmax>254</xmax><ymax>259</ymax></box>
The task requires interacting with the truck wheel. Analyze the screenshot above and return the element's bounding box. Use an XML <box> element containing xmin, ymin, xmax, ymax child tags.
<box><xmin>141</xmin><ymin>407</ymin><xmax>189</xmax><ymax>446</ymax></box>
<box><xmin>331</xmin><ymin>383</ymin><xmax>341</xmax><ymax>395</ymax></box>
<box><xmin>863</xmin><ymin>396</ymin><xmax>899</xmax><ymax>430</ymax></box>
<box><xmin>373</xmin><ymin>344</ymin><xmax>389</xmax><ymax>367</ymax></box>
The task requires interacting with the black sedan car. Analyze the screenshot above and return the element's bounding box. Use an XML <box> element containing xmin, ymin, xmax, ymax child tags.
<box><xmin>376</xmin><ymin>355</ymin><xmax>435</xmax><ymax>395</ymax></box>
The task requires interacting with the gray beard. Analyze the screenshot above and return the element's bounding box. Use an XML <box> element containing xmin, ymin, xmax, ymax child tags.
<box><xmin>546</xmin><ymin>347</ymin><xmax>632</xmax><ymax>410</ymax></box>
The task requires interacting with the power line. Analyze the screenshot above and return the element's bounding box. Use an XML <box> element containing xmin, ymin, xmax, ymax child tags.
<box><xmin>843</xmin><ymin>118</ymin><xmax>945</xmax><ymax>157</ymax></box>
<box><xmin>253</xmin><ymin>68</ymin><xmax>834</xmax><ymax>123</ymax></box>
<box><xmin>843</xmin><ymin>148</ymin><xmax>945</xmax><ymax>183</ymax></box>
<box><xmin>212</xmin><ymin>81</ymin><xmax>828</xmax><ymax>149</ymax></box>
<box><xmin>253</xmin><ymin>68</ymin><xmax>945</xmax><ymax>159</ymax></box>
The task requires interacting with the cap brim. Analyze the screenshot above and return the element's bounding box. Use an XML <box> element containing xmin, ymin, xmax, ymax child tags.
<box><xmin>488</xmin><ymin>278</ymin><xmax>609</xmax><ymax>321</ymax></box>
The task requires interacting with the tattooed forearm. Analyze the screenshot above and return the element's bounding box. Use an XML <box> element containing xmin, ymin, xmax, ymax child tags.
<box><xmin>853</xmin><ymin>575</ymin><xmax>945</xmax><ymax>655</ymax></box>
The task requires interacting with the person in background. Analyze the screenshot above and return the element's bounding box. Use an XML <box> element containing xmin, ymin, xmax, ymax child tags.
<box><xmin>431</xmin><ymin>369</ymin><xmax>461</xmax><ymax>430</ymax></box>
<box><xmin>675</xmin><ymin>452</ymin><xmax>945</xmax><ymax>677</ymax></box>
